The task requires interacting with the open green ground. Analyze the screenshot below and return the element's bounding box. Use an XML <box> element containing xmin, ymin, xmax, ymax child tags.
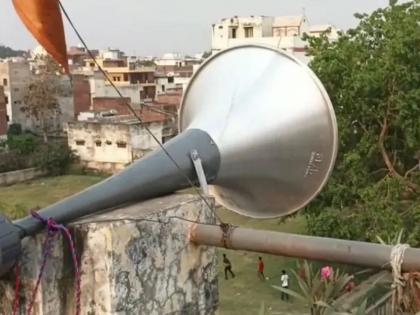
<box><xmin>0</xmin><ymin>175</ymin><xmax>104</xmax><ymax>219</ymax></box>
<box><xmin>0</xmin><ymin>175</ymin><xmax>307</xmax><ymax>314</ymax></box>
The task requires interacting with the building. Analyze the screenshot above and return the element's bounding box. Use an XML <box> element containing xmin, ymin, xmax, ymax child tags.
<box><xmin>153</xmin><ymin>88</ymin><xmax>183</xmax><ymax>137</ymax></box>
<box><xmin>0</xmin><ymin>86</ymin><xmax>7</xmax><ymax>139</ymax></box>
<box><xmin>155</xmin><ymin>53</ymin><xmax>184</xmax><ymax>67</ymax></box>
<box><xmin>155</xmin><ymin>63</ymin><xmax>197</xmax><ymax>94</ymax></box>
<box><xmin>67</xmin><ymin>113</ymin><xmax>174</xmax><ymax>172</ymax></box>
<box><xmin>89</xmin><ymin>72</ymin><xmax>142</xmax><ymax>104</ymax></box>
<box><xmin>104</xmin><ymin>65</ymin><xmax>156</xmax><ymax>101</ymax></box>
<box><xmin>0</xmin><ymin>59</ymin><xmax>33</xmax><ymax>130</ymax></box>
<box><xmin>272</xmin><ymin>15</ymin><xmax>309</xmax><ymax>37</ymax></box>
<box><xmin>309</xmin><ymin>24</ymin><xmax>341</xmax><ymax>40</ymax></box>
<box><xmin>67</xmin><ymin>46</ymin><xmax>93</xmax><ymax>70</ymax></box>
<box><xmin>211</xmin><ymin>15</ymin><xmax>339</xmax><ymax>64</ymax></box>
<box><xmin>72</xmin><ymin>74</ymin><xmax>91</xmax><ymax>116</ymax></box>
<box><xmin>55</xmin><ymin>76</ymin><xmax>75</xmax><ymax>133</ymax></box>
<box><xmin>0</xmin><ymin>57</ymin><xmax>75</xmax><ymax>136</ymax></box>
<box><xmin>82</xmin><ymin>57</ymin><xmax>157</xmax><ymax>108</ymax></box>
<box><xmin>79</xmin><ymin>48</ymin><xmax>127</xmax><ymax>73</ymax></box>
<box><xmin>102</xmin><ymin>48</ymin><xmax>125</xmax><ymax>61</ymax></box>
<box><xmin>155</xmin><ymin>87</ymin><xmax>183</xmax><ymax>112</ymax></box>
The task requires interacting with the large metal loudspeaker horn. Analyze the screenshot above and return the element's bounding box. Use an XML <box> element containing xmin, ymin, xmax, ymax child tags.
<box><xmin>0</xmin><ymin>45</ymin><xmax>338</xmax><ymax>276</ymax></box>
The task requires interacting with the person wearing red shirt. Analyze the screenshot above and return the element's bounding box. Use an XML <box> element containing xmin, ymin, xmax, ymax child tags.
<box><xmin>258</xmin><ymin>256</ymin><xmax>265</xmax><ymax>281</ymax></box>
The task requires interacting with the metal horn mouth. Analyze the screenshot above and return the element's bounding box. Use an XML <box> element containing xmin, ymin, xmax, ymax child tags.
<box><xmin>180</xmin><ymin>44</ymin><xmax>338</xmax><ymax>218</ymax></box>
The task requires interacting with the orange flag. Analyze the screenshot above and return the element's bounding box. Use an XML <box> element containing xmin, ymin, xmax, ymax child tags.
<box><xmin>13</xmin><ymin>0</ymin><xmax>69</xmax><ymax>73</ymax></box>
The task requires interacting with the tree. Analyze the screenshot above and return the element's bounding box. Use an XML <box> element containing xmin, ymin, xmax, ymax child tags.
<box><xmin>305</xmin><ymin>1</ymin><xmax>420</xmax><ymax>245</ymax></box>
<box><xmin>0</xmin><ymin>45</ymin><xmax>26</xmax><ymax>58</ymax></box>
<box><xmin>21</xmin><ymin>54</ymin><xmax>63</xmax><ymax>143</ymax></box>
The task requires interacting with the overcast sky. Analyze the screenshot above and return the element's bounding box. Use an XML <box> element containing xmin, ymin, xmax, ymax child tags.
<box><xmin>1</xmin><ymin>0</ymin><xmax>388</xmax><ymax>56</ymax></box>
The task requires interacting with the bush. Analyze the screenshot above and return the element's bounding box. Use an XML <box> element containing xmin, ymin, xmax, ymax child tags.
<box><xmin>7</xmin><ymin>123</ymin><xmax>22</xmax><ymax>137</ymax></box>
<box><xmin>7</xmin><ymin>133</ymin><xmax>40</xmax><ymax>155</ymax></box>
<box><xmin>35</xmin><ymin>142</ymin><xmax>75</xmax><ymax>176</ymax></box>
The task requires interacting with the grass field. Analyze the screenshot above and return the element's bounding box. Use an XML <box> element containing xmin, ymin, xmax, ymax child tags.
<box><xmin>0</xmin><ymin>175</ymin><xmax>308</xmax><ymax>314</ymax></box>
<box><xmin>0</xmin><ymin>175</ymin><xmax>104</xmax><ymax>219</ymax></box>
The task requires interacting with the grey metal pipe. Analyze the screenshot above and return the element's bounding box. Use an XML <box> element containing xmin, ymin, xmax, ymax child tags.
<box><xmin>190</xmin><ymin>224</ymin><xmax>420</xmax><ymax>272</ymax></box>
<box><xmin>13</xmin><ymin>129</ymin><xmax>220</xmax><ymax>237</ymax></box>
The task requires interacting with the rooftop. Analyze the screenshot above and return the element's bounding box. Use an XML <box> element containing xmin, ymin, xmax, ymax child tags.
<box><xmin>104</xmin><ymin>66</ymin><xmax>155</xmax><ymax>73</ymax></box>
<box><xmin>273</xmin><ymin>15</ymin><xmax>306</xmax><ymax>27</ymax></box>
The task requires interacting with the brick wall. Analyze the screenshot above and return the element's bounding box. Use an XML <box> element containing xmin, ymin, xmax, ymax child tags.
<box><xmin>155</xmin><ymin>89</ymin><xmax>183</xmax><ymax>110</ymax></box>
<box><xmin>72</xmin><ymin>74</ymin><xmax>91</xmax><ymax>116</ymax></box>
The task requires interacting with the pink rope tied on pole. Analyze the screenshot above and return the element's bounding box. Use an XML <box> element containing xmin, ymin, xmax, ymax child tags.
<box><xmin>28</xmin><ymin>210</ymin><xmax>81</xmax><ymax>315</ymax></box>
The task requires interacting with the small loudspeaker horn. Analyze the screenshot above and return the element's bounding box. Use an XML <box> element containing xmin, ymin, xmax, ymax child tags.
<box><xmin>0</xmin><ymin>45</ymin><xmax>337</xmax><ymax>275</ymax></box>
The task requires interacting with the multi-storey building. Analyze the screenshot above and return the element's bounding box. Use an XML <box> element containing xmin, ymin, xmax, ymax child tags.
<box><xmin>211</xmin><ymin>15</ymin><xmax>339</xmax><ymax>64</ymax></box>
<box><xmin>0</xmin><ymin>59</ymin><xmax>33</xmax><ymax>130</ymax></box>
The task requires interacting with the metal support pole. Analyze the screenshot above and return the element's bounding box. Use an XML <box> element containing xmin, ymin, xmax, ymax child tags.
<box><xmin>189</xmin><ymin>224</ymin><xmax>420</xmax><ymax>272</ymax></box>
<box><xmin>190</xmin><ymin>149</ymin><xmax>209</xmax><ymax>196</ymax></box>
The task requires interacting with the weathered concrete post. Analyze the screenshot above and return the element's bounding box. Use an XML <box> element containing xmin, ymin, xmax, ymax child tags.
<box><xmin>0</xmin><ymin>194</ymin><xmax>218</xmax><ymax>315</ymax></box>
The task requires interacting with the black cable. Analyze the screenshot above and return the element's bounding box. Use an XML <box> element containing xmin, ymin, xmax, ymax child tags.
<box><xmin>58</xmin><ymin>1</ymin><xmax>224</xmax><ymax>223</ymax></box>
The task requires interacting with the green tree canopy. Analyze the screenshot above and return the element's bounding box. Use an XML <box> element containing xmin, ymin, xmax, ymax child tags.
<box><xmin>0</xmin><ymin>45</ymin><xmax>26</xmax><ymax>58</ymax></box>
<box><xmin>305</xmin><ymin>0</ymin><xmax>420</xmax><ymax>245</ymax></box>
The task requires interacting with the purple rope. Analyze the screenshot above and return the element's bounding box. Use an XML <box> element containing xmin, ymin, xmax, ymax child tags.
<box><xmin>28</xmin><ymin>211</ymin><xmax>81</xmax><ymax>315</ymax></box>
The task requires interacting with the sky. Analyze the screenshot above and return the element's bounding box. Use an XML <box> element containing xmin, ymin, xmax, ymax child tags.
<box><xmin>0</xmin><ymin>0</ymin><xmax>389</xmax><ymax>56</ymax></box>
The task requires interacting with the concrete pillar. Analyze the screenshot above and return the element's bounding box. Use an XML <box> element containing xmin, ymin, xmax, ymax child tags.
<box><xmin>0</xmin><ymin>194</ymin><xmax>218</xmax><ymax>315</ymax></box>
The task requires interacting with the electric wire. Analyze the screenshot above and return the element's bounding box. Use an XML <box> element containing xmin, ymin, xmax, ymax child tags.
<box><xmin>58</xmin><ymin>1</ymin><xmax>224</xmax><ymax>224</ymax></box>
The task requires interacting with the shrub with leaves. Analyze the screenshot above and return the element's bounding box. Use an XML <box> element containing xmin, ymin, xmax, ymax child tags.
<box><xmin>7</xmin><ymin>133</ymin><xmax>40</xmax><ymax>155</ymax></box>
<box><xmin>35</xmin><ymin>142</ymin><xmax>75</xmax><ymax>176</ymax></box>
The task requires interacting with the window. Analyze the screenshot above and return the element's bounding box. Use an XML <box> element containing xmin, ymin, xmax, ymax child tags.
<box><xmin>161</xmin><ymin>85</ymin><xmax>165</xmax><ymax>92</ymax></box>
<box><xmin>75</xmin><ymin>140</ymin><xmax>85</xmax><ymax>146</ymax></box>
<box><xmin>2</xmin><ymin>78</ymin><xmax>7</xmax><ymax>86</ymax></box>
<box><xmin>230</xmin><ymin>27</ymin><xmax>237</xmax><ymax>39</ymax></box>
<box><xmin>244</xmin><ymin>27</ymin><xmax>253</xmax><ymax>38</ymax></box>
<box><xmin>168</xmin><ymin>76</ymin><xmax>174</xmax><ymax>83</ymax></box>
<box><xmin>95</xmin><ymin>140</ymin><xmax>102</xmax><ymax>147</ymax></box>
<box><xmin>117</xmin><ymin>141</ymin><xmax>127</xmax><ymax>148</ymax></box>
<box><xmin>4</xmin><ymin>96</ymin><xmax>8</xmax><ymax>104</ymax></box>
<box><xmin>105</xmin><ymin>140</ymin><xmax>112</xmax><ymax>145</ymax></box>
<box><xmin>218</xmin><ymin>25</ymin><xmax>223</xmax><ymax>29</ymax></box>
<box><xmin>89</xmin><ymin>62</ymin><xmax>95</xmax><ymax>67</ymax></box>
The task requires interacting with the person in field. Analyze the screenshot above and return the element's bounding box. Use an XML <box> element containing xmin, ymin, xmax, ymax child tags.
<box><xmin>223</xmin><ymin>253</ymin><xmax>235</xmax><ymax>280</ymax></box>
<box><xmin>258</xmin><ymin>256</ymin><xmax>265</xmax><ymax>280</ymax></box>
